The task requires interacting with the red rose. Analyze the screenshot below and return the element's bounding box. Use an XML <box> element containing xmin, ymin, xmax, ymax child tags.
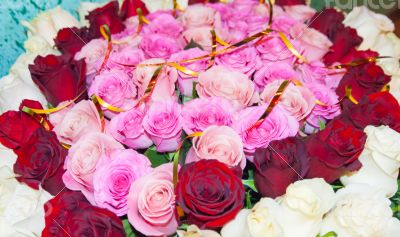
<box><xmin>176</xmin><ymin>160</ymin><xmax>245</xmax><ymax>229</ymax></box>
<box><xmin>336</xmin><ymin>62</ymin><xmax>391</xmax><ymax>101</ymax></box>
<box><xmin>120</xmin><ymin>0</ymin><xmax>148</xmax><ymax>20</ymax></box>
<box><xmin>29</xmin><ymin>54</ymin><xmax>87</xmax><ymax>106</ymax></box>
<box><xmin>55</xmin><ymin>27</ymin><xmax>92</xmax><ymax>56</ymax></box>
<box><xmin>275</xmin><ymin>0</ymin><xmax>306</xmax><ymax>6</ymax></box>
<box><xmin>340</xmin><ymin>92</ymin><xmax>400</xmax><ymax>133</ymax></box>
<box><xmin>87</xmin><ymin>1</ymin><xmax>125</xmax><ymax>38</ymax></box>
<box><xmin>305</xmin><ymin>119</ymin><xmax>366</xmax><ymax>183</ymax></box>
<box><xmin>42</xmin><ymin>190</ymin><xmax>125</xmax><ymax>237</ymax></box>
<box><xmin>254</xmin><ymin>137</ymin><xmax>309</xmax><ymax>198</ymax></box>
<box><xmin>337</xmin><ymin>49</ymin><xmax>379</xmax><ymax>64</ymax></box>
<box><xmin>323</xmin><ymin>27</ymin><xmax>363</xmax><ymax>65</ymax></box>
<box><xmin>309</xmin><ymin>8</ymin><xmax>345</xmax><ymax>41</ymax></box>
<box><xmin>0</xmin><ymin>100</ymin><xmax>44</xmax><ymax>150</ymax></box>
<box><xmin>14</xmin><ymin>128</ymin><xmax>67</xmax><ymax>195</ymax></box>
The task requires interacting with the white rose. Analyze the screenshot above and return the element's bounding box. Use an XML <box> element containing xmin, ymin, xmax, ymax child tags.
<box><xmin>24</xmin><ymin>35</ymin><xmax>53</xmax><ymax>55</ymax></box>
<box><xmin>177</xmin><ymin>225</ymin><xmax>221</xmax><ymax>237</ymax></box>
<box><xmin>320</xmin><ymin>184</ymin><xmax>400</xmax><ymax>237</ymax></box>
<box><xmin>21</xmin><ymin>6</ymin><xmax>80</xmax><ymax>46</ymax></box>
<box><xmin>277</xmin><ymin>178</ymin><xmax>335</xmax><ymax>237</ymax></box>
<box><xmin>0</xmin><ymin>166</ymin><xmax>52</xmax><ymax>237</ymax></box>
<box><xmin>373</xmin><ymin>33</ymin><xmax>400</xmax><ymax>76</ymax></box>
<box><xmin>344</xmin><ymin>6</ymin><xmax>394</xmax><ymax>50</ymax></box>
<box><xmin>78</xmin><ymin>2</ymin><xmax>108</xmax><ymax>27</ymax></box>
<box><xmin>141</xmin><ymin>0</ymin><xmax>188</xmax><ymax>13</ymax></box>
<box><xmin>390</xmin><ymin>75</ymin><xmax>400</xmax><ymax>103</ymax></box>
<box><xmin>0</xmin><ymin>144</ymin><xmax>17</xmax><ymax>170</ymax></box>
<box><xmin>0</xmin><ymin>74</ymin><xmax>47</xmax><ymax>113</ymax></box>
<box><xmin>341</xmin><ymin>125</ymin><xmax>400</xmax><ymax>197</ymax></box>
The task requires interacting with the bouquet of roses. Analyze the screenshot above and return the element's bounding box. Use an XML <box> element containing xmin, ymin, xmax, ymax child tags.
<box><xmin>1</xmin><ymin>0</ymin><xmax>400</xmax><ymax>236</ymax></box>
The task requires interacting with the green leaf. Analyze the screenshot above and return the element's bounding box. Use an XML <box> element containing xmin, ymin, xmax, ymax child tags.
<box><xmin>184</xmin><ymin>39</ymin><xmax>204</xmax><ymax>50</ymax></box>
<box><xmin>242</xmin><ymin>179</ymin><xmax>258</xmax><ymax>193</ymax></box>
<box><xmin>144</xmin><ymin>146</ymin><xmax>171</xmax><ymax>168</ymax></box>
<box><xmin>318</xmin><ymin>119</ymin><xmax>326</xmax><ymax>130</ymax></box>
<box><xmin>245</xmin><ymin>190</ymin><xmax>253</xmax><ymax>209</ymax></box>
<box><xmin>122</xmin><ymin>218</ymin><xmax>137</xmax><ymax>237</ymax></box>
<box><xmin>316</xmin><ymin>231</ymin><xmax>338</xmax><ymax>237</ymax></box>
<box><xmin>192</xmin><ymin>82</ymin><xmax>199</xmax><ymax>99</ymax></box>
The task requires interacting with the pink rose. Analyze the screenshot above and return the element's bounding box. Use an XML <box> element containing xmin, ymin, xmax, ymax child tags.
<box><xmin>93</xmin><ymin>149</ymin><xmax>152</xmax><ymax>216</ymax></box>
<box><xmin>271</xmin><ymin>15</ymin><xmax>297</xmax><ymax>34</ymax></box>
<box><xmin>254</xmin><ymin>62</ymin><xmax>297</xmax><ymax>92</ymax></box>
<box><xmin>306</xmin><ymin>83</ymin><xmax>341</xmax><ymax>128</ymax></box>
<box><xmin>295</xmin><ymin>61</ymin><xmax>345</xmax><ymax>89</ymax></box>
<box><xmin>182</xmin><ymin>97</ymin><xmax>236</xmax><ymax>134</ymax></box>
<box><xmin>52</xmin><ymin>100</ymin><xmax>103</xmax><ymax>145</ymax></box>
<box><xmin>196</xmin><ymin>66</ymin><xmax>259</xmax><ymax>109</ymax></box>
<box><xmin>143</xmin><ymin>100</ymin><xmax>182</xmax><ymax>152</ymax></box>
<box><xmin>290</xmin><ymin>23</ymin><xmax>333</xmax><ymax>62</ymax></box>
<box><xmin>255</xmin><ymin>32</ymin><xmax>299</xmax><ymax>65</ymax></box>
<box><xmin>127</xmin><ymin>163</ymin><xmax>178</xmax><ymax>236</ymax></box>
<box><xmin>75</xmin><ymin>39</ymin><xmax>108</xmax><ymax>75</ymax></box>
<box><xmin>181</xmin><ymin>5</ymin><xmax>217</xmax><ymax>29</ymax></box>
<box><xmin>284</xmin><ymin>5</ymin><xmax>316</xmax><ymax>22</ymax></box>
<box><xmin>134</xmin><ymin>58</ymin><xmax>178</xmax><ymax>103</ymax></box>
<box><xmin>186</xmin><ymin>125</ymin><xmax>246</xmax><ymax>169</ymax></box>
<box><xmin>215</xmin><ymin>46</ymin><xmax>262</xmax><ymax>76</ymax></box>
<box><xmin>104</xmin><ymin>48</ymin><xmax>145</xmax><ymax>74</ymax></box>
<box><xmin>49</xmin><ymin>101</ymin><xmax>73</xmax><ymax>126</ymax></box>
<box><xmin>140</xmin><ymin>33</ymin><xmax>182</xmax><ymax>59</ymax></box>
<box><xmin>260</xmin><ymin>80</ymin><xmax>316</xmax><ymax>120</ymax></box>
<box><xmin>169</xmin><ymin>48</ymin><xmax>209</xmax><ymax>96</ymax></box>
<box><xmin>144</xmin><ymin>13</ymin><xmax>183</xmax><ymax>38</ymax></box>
<box><xmin>88</xmin><ymin>69</ymin><xmax>137</xmax><ymax>114</ymax></box>
<box><xmin>182</xmin><ymin>27</ymin><xmax>213</xmax><ymax>50</ymax></box>
<box><xmin>232</xmin><ymin>105</ymin><xmax>299</xmax><ymax>160</ymax></box>
<box><xmin>108</xmin><ymin>106</ymin><xmax>153</xmax><ymax>149</ymax></box>
<box><xmin>63</xmin><ymin>132</ymin><xmax>123</xmax><ymax>204</ymax></box>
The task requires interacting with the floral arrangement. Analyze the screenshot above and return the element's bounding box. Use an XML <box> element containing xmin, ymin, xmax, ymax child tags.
<box><xmin>1</xmin><ymin>0</ymin><xmax>400</xmax><ymax>236</ymax></box>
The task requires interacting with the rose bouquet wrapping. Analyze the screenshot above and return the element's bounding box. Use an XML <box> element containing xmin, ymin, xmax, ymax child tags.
<box><xmin>1</xmin><ymin>0</ymin><xmax>400</xmax><ymax>236</ymax></box>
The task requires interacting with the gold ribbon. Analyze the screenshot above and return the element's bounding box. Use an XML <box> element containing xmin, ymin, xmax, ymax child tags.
<box><xmin>168</xmin><ymin>62</ymin><xmax>200</xmax><ymax>77</ymax></box>
<box><xmin>21</xmin><ymin>107</ymin><xmax>52</xmax><ymax>131</ymax></box>
<box><xmin>136</xmin><ymin>66</ymin><xmax>164</xmax><ymax>106</ymax></box>
<box><xmin>277</xmin><ymin>31</ymin><xmax>308</xmax><ymax>63</ymax></box>
<box><xmin>381</xmin><ymin>84</ymin><xmax>390</xmax><ymax>92</ymax></box>
<box><xmin>345</xmin><ymin>86</ymin><xmax>359</xmax><ymax>105</ymax></box>
<box><xmin>329</xmin><ymin>56</ymin><xmax>392</xmax><ymax>69</ymax></box>
<box><xmin>98</xmin><ymin>24</ymin><xmax>113</xmax><ymax>74</ymax></box>
<box><xmin>91</xmin><ymin>95</ymin><xmax>126</xmax><ymax>113</ymax></box>
<box><xmin>90</xmin><ymin>95</ymin><xmax>106</xmax><ymax>132</ymax></box>
<box><xmin>208</xmin><ymin>29</ymin><xmax>218</xmax><ymax>68</ymax></box>
<box><xmin>136</xmin><ymin>8</ymin><xmax>149</xmax><ymax>33</ymax></box>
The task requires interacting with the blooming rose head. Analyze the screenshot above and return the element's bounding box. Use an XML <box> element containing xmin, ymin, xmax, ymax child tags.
<box><xmin>75</xmin><ymin>39</ymin><xmax>108</xmax><ymax>75</ymax></box>
<box><xmin>233</xmin><ymin>105</ymin><xmax>299</xmax><ymax>159</ymax></box>
<box><xmin>127</xmin><ymin>163</ymin><xmax>178</xmax><ymax>236</ymax></box>
<box><xmin>86</xmin><ymin>1</ymin><xmax>125</xmax><ymax>38</ymax></box>
<box><xmin>143</xmin><ymin>100</ymin><xmax>182</xmax><ymax>152</ymax></box>
<box><xmin>186</xmin><ymin>125</ymin><xmax>246</xmax><ymax>169</ymax></box>
<box><xmin>140</xmin><ymin>33</ymin><xmax>182</xmax><ymax>59</ymax></box>
<box><xmin>284</xmin><ymin>5</ymin><xmax>316</xmax><ymax>22</ymax></box>
<box><xmin>105</xmin><ymin>48</ymin><xmax>145</xmax><ymax>74</ymax></box>
<box><xmin>197</xmin><ymin>66</ymin><xmax>259</xmax><ymax>108</ymax></box>
<box><xmin>254</xmin><ymin>137</ymin><xmax>309</xmax><ymax>198</ymax></box>
<box><xmin>260</xmin><ymin>80</ymin><xmax>315</xmax><ymax>121</ymax></box>
<box><xmin>52</xmin><ymin>100</ymin><xmax>103</xmax><ymax>145</ymax></box>
<box><xmin>108</xmin><ymin>106</ymin><xmax>153</xmax><ymax>149</ymax></box>
<box><xmin>54</xmin><ymin>27</ymin><xmax>91</xmax><ymax>56</ymax></box>
<box><xmin>144</xmin><ymin>13</ymin><xmax>183</xmax><ymax>38</ymax></box>
<box><xmin>255</xmin><ymin>32</ymin><xmax>299</xmax><ymax>65</ymax></box>
<box><xmin>62</xmin><ymin>133</ymin><xmax>123</xmax><ymax>203</ymax></box>
<box><xmin>120</xmin><ymin>0</ymin><xmax>148</xmax><ymax>20</ymax></box>
<box><xmin>295</xmin><ymin>61</ymin><xmax>342</xmax><ymax>90</ymax></box>
<box><xmin>309</xmin><ymin>8</ymin><xmax>345</xmax><ymax>41</ymax></box>
<box><xmin>215</xmin><ymin>46</ymin><xmax>262</xmax><ymax>76</ymax></box>
<box><xmin>271</xmin><ymin>15</ymin><xmax>297</xmax><ymax>34</ymax></box>
<box><xmin>182</xmin><ymin>27</ymin><xmax>214</xmax><ymax>50</ymax></box>
<box><xmin>182</xmin><ymin>4</ymin><xmax>217</xmax><ymax>29</ymax></box>
<box><xmin>176</xmin><ymin>160</ymin><xmax>245</xmax><ymax>228</ymax></box>
<box><xmin>182</xmin><ymin>97</ymin><xmax>236</xmax><ymax>134</ymax></box>
<box><xmin>253</xmin><ymin>62</ymin><xmax>297</xmax><ymax>92</ymax></box>
<box><xmin>93</xmin><ymin>149</ymin><xmax>152</xmax><ymax>216</ymax></box>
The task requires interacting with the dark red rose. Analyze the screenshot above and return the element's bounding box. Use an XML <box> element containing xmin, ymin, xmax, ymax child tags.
<box><xmin>87</xmin><ymin>1</ymin><xmax>125</xmax><ymax>38</ymax></box>
<box><xmin>340</xmin><ymin>92</ymin><xmax>400</xmax><ymax>133</ymax></box>
<box><xmin>176</xmin><ymin>160</ymin><xmax>245</xmax><ymax>229</ymax></box>
<box><xmin>120</xmin><ymin>0</ymin><xmax>148</xmax><ymax>20</ymax></box>
<box><xmin>0</xmin><ymin>100</ymin><xmax>45</xmax><ymax>150</ymax></box>
<box><xmin>55</xmin><ymin>27</ymin><xmax>92</xmax><ymax>56</ymax></box>
<box><xmin>276</xmin><ymin>0</ymin><xmax>306</xmax><ymax>6</ymax></box>
<box><xmin>29</xmin><ymin>54</ymin><xmax>87</xmax><ymax>106</ymax></box>
<box><xmin>336</xmin><ymin>62</ymin><xmax>391</xmax><ymax>101</ymax></box>
<box><xmin>305</xmin><ymin>119</ymin><xmax>366</xmax><ymax>183</ymax></box>
<box><xmin>309</xmin><ymin>8</ymin><xmax>345</xmax><ymax>41</ymax></box>
<box><xmin>14</xmin><ymin>128</ymin><xmax>66</xmax><ymax>195</ymax></box>
<box><xmin>323</xmin><ymin>27</ymin><xmax>363</xmax><ymax>65</ymax></box>
<box><xmin>254</xmin><ymin>137</ymin><xmax>309</xmax><ymax>198</ymax></box>
<box><xmin>42</xmin><ymin>190</ymin><xmax>125</xmax><ymax>237</ymax></box>
<box><xmin>337</xmin><ymin>49</ymin><xmax>379</xmax><ymax>64</ymax></box>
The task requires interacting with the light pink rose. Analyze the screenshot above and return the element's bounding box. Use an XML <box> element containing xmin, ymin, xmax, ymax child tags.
<box><xmin>216</xmin><ymin>46</ymin><xmax>262</xmax><ymax>76</ymax></box>
<box><xmin>182</xmin><ymin>27</ymin><xmax>213</xmax><ymax>50</ymax></box>
<box><xmin>143</xmin><ymin>100</ymin><xmax>182</xmax><ymax>152</ymax></box>
<box><xmin>88</xmin><ymin>69</ymin><xmax>137</xmax><ymax>114</ymax></box>
<box><xmin>134</xmin><ymin>58</ymin><xmax>178</xmax><ymax>103</ymax></box>
<box><xmin>181</xmin><ymin>4</ymin><xmax>217</xmax><ymax>29</ymax></box>
<box><xmin>196</xmin><ymin>66</ymin><xmax>259</xmax><ymax>109</ymax></box>
<box><xmin>232</xmin><ymin>105</ymin><xmax>299</xmax><ymax>160</ymax></box>
<box><xmin>108</xmin><ymin>106</ymin><xmax>153</xmax><ymax>149</ymax></box>
<box><xmin>186</xmin><ymin>125</ymin><xmax>246</xmax><ymax>169</ymax></box>
<box><xmin>75</xmin><ymin>39</ymin><xmax>108</xmax><ymax>75</ymax></box>
<box><xmin>284</xmin><ymin>5</ymin><xmax>317</xmax><ymax>22</ymax></box>
<box><xmin>140</xmin><ymin>33</ymin><xmax>182</xmax><ymax>59</ymax></box>
<box><xmin>63</xmin><ymin>133</ymin><xmax>123</xmax><ymax>204</ymax></box>
<box><xmin>169</xmin><ymin>48</ymin><xmax>209</xmax><ymax>96</ymax></box>
<box><xmin>104</xmin><ymin>48</ymin><xmax>145</xmax><ymax>74</ymax></box>
<box><xmin>52</xmin><ymin>100</ymin><xmax>102</xmax><ymax>145</ymax></box>
<box><xmin>182</xmin><ymin>97</ymin><xmax>236</xmax><ymax>134</ymax></box>
<box><xmin>127</xmin><ymin>163</ymin><xmax>178</xmax><ymax>236</ymax></box>
<box><xmin>306</xmin><ymin>83</ymin><xmax>341</xmax><ymax>128</ymax></box>
<box><xmin>260</xmin><ymin>80</ymin><xmax>316</xmax><ymax>121</ymax></box>
<box><xmin>290</xmin><ymin>23</ymin><xmax>333</xmax><ymax>62</ymax></box>
<box><xmin>49</xmin><ymin>101</ymin><xmax>73</xmax><ymax>126</ymax></box>
<box><xmin>93</xmin><ymin>149</ymin><xmax>152</xmax><ymax>216</ymax></box>
<box><xmin>271</xmin><ymin>15</ymin><xmax>297</xmax><ymax>34</ymax></box>
<box><xmin>254</xmin><ymin>62</ymin><xmax>297</xmax><ymax>92</ymax></box>
<box><xmin>295</xmin><ymin>61</ymin><xmax>345</xmax><ymax>89</ymax></box>
<box><xmin>144</xmin><ymin>13</ymin><xmax>183</xmax><ymax>38</ymax></box>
